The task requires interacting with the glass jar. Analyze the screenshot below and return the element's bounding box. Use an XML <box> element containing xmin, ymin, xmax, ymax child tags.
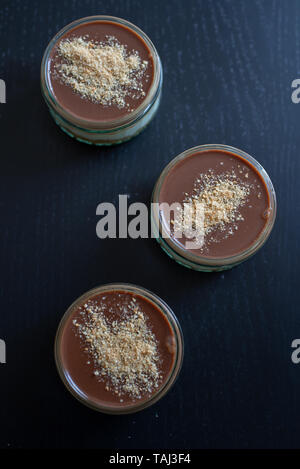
<box><xmin>41</xmin><ymin>16</ymin><xmax>163</xmax><ymax>146</ymax></box>
<box><xmin>151</xmin><ymin>144</ymin><xmax>277</xmax><ymax>272</ymax></box>
<box><xmin>55</xmin><ymin>283</ymin><xmax>184</xmax><ymax>414</ymax></box>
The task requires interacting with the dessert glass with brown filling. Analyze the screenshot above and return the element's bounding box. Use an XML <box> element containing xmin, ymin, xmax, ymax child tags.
<box><xmin>41</xmin><ymin>16</ymin><xmax>162</xmax><ymax>145</ymax></box>
<box><xmin>55</xmin><ymin>284</ymin><xmax>183</xmax><ymax>414</ymax></box>
<box><xmin>152</xmin><ymin>144</ymin><xmax>276</xmax><ymax>272</ymax></box>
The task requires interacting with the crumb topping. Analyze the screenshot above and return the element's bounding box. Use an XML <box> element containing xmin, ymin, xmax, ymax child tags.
<box><xmin>73</xmin><ymin>296</ymin><xmax>162</xmax><ymax>400</ymax></box>
<box><xmin>172</xmin><ymin>168</ymin><xmax>251</xmax><ymax>247</ymax></box>
<box><xmin>55</xmin><ymin>36</ymin><xmax>149</xmax><ymax>109</ymax></box>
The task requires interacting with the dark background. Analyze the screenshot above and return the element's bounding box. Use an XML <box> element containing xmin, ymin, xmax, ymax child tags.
<box><xmin>0</xmin><ymin>0</ymin><xmax>299</xmax><ymax>449</ymax></box>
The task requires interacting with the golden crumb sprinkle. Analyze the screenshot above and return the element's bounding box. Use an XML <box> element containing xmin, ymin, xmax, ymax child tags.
<box><xmin>55</xmin><ymin>36</ymin><xmax>148</xmax><ymax>108</ymax></box>
<box><xmin>173</xmin><ymin>170</ymin><xmax>251</xmax><ymax>244</ymax></box>
<box><xmin>74</xmin><ymin>299</ymin><xmax>161</xmax><ymax>399</ymax></box>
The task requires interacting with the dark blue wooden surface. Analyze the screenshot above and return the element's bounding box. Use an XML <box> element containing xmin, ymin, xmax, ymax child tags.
<box><xmin>0</xmin><ymin>0</ymin><xmax>300</xmax><ymax>449</ymax></box>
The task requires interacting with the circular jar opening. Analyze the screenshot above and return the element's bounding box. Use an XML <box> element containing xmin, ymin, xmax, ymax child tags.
<box><xmin>152</xmin><ymin>144</ymin><xmax>277</xmax><ymax>272</ymax></box>
<box><xmin>41</xmin><ymin>16</ymin><xmax>162</xmax><ymax>145</ymax></box>
<box><xmin>55</xmin><ymin>284</ymin><xmax>184</xmax><ymax>414</ymax></box>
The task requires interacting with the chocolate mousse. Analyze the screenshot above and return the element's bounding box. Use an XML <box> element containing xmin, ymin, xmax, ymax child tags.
<box><xmin>55</xmin><ymin>286</ymin><xmax>182</xmax><ymax>413</ymax></box>
<box><xmin>48</xmin><ymin>20</ymin><xmax>154</xmax><ymax>122</ymax></box>
<box><xmin>156</xmin><ymin>147</ymin><xmax>276</xmax><ymax>260</ymax></box>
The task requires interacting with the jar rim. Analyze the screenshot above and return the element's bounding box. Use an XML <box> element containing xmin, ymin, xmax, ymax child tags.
<box><xmin>152</xmin><ymin>144</ymin><xmax>277</xmax><ymax>268</ymax></box>
<box><xmin>54</xmin><ymin>283</ymin><xmax>184</xmax><ymax>415</ymax></box>
<box><xmin>41</xmin><ymin>16</ymin><xmax>162</xmax><ymax>131</ymax></box>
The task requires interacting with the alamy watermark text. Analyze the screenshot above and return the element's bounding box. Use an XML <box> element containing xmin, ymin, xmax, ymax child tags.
<box><xmin>96</xmin><ymin>195</ymin><xmax>205</xmax><ymax>249</ymax></box>
<box><xmin>0</xmin><ymin>339</ymin><xmax>6</xmax><ymax>364</ymax></box>
<box><xmin>291</xmin><ymin>339</ymin><xmax>300</xmax><ymax>364</ymax></box>
<box><xmin>0</xmin><ymin>79</ymin><xmax>6</xmax><ymax>103</ymax></box>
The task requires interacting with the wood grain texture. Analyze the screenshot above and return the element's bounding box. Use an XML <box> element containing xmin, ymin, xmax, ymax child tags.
<box><xmin>0</xmin><ymin>0</ymin><xmax>300</xmax><ymax>449</ymax></box>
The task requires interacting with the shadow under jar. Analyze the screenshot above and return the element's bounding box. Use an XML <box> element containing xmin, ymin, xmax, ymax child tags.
<box><xmin>55</xmin><ymin>284</ymin><xmax>183</xmax><ymax>414</ymax></box>
<box><xmin>41</xmin><ymin>16</ymin><xmax>162</xmax><ymax>145</ymax></box>
<box><xmin>151</xmin><ymin>144</ymin><xmax>277</xmax><ymax>272</ymax></box>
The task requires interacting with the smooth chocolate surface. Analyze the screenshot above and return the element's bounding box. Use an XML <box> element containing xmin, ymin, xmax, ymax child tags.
<box><xmin>48</xmin><ymin>21</ymin><xmax>154</xmax><ymax>122</ymax></box>
<box><xmin>58</xmin><ymin>290</ymin><xmax>176</xmax><ymax>408</ymax></box>
<box><xmin>159</xmin><ymin>150</ymin><xmax>271</xmax><ymax>258</ymax></box>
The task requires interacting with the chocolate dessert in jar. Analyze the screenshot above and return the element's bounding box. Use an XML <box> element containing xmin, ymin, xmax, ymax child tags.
<box><xmin>151</xmin><ymin>144</ymin><xmax>276</xmax><ymax>272</ymax></box>
<box><xmin>55</xmin><ymin>284</ymin><xmax>183</xmax><ymax>414</ymax></box>
<box><xmin>41</xmin><ymin>16</ymin><xmax>162</xmax><ymax>145</ymax></box>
